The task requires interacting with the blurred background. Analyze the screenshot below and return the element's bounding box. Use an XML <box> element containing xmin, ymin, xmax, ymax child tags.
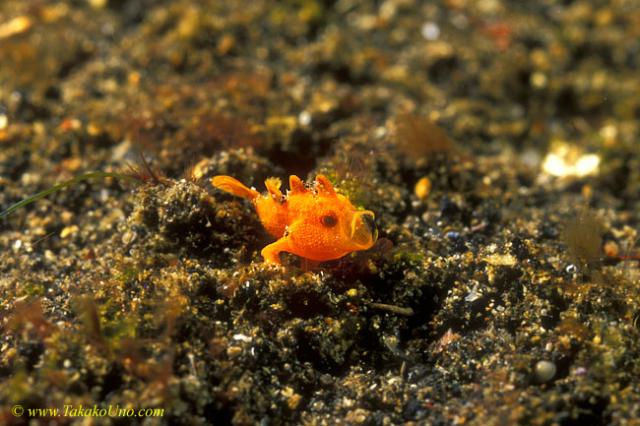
<box><xmin>2</xmin><ymin>1</ymin><xmax>640</xmax><ymax>425</ymax></box>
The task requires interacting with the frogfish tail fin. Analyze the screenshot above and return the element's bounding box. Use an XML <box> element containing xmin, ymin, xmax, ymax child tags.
<box><xmin>211</xmin><ymin>175</ymin><xmax>260</xmax><ymax>200</ymax></box>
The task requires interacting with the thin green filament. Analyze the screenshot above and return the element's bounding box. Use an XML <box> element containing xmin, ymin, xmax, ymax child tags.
<box><xmin>0</xmin><ymin>172</ymin><xmax>138</xmax><ymax>219</ymax></box>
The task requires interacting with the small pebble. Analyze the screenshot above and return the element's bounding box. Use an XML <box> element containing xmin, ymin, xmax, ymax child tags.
<box><xmin>0</xmin><ymin>16</ymin><xmax>32</xmax><ymax>39</ymax></box>
<box><xmin>465</xmin><ymin>283</ymin><xmax>482</xmax><ymax>302</ymax></box>
<box><xmin>226</xmin><ymin>346</ymin><xmax>243</xmax><ymax>358</ymax></box>
<box><xmin>232</xmin><ymin>333</ymin><xmax>252</xmax><ymax>342</ymax></box>
<box><xmin>445</xmin><ymin>231</ymin><xmax>460</xmax><ymax>240</ymax></box>
<box><xmin>298</xmin><ymin>110</ymin><xmax>311</xmax><ymax>126</ymax></box>
<box><xmin>530</xmin><ymin>72</ymin><xmax>547</xmax><ymax>88</ymax></box>
<box><xmin>414</xmin><ymin>177</ymin><xmax>432</xmax><ymax>200</ymax></box>
<box><xmin>573</xmin><ymin>366</ymin><xmax>587</xmax><ymax>376</ymax></box>
<box><xmin>603</xmin><ymin>240</ymin><xmax>619</xmax><ymax>258</ymax></box>
<box><xmin>421</xmin><ymin>22</ymin><xmax>440</xmax><ymax>41</ymax></box>
<box><xmin>534</xmin><ymin>360</ymin><xmax>557</xmax><ymax>383</ymax></box>
<box><xmin>60</xmin><ymin>225</ymin><xmax>79</xmax><ymax>239</ymax></box>
<box><xmin>121</xmin><ymin>230</ymin><xmax>137</xmax><ymax>245</ymax></box>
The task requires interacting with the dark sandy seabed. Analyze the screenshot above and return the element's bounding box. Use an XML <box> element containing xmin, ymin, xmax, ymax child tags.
<box><xmin>1</xmin><ymin>0</ymin><xmax>640</xmax><ymax>425</ymax></box>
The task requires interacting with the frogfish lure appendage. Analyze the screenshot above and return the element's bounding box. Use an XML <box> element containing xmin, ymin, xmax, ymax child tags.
<box><xmin>211</xmin><ymin>174</ymin><xmax>378</xmax><ymax>265</ymax></box>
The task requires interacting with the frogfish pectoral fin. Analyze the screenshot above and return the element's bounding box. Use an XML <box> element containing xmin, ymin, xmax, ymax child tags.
<box><xmin>261</xmin><ymin>237</ymin><xmax>291</xmax><ymax>264</ymax></box>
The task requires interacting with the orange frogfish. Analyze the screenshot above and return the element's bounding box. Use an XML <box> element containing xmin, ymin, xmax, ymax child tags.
<box><xmin>211</xmin><ymin>174</ymin><xmax>378</xmax><ymax>265</ymax></box>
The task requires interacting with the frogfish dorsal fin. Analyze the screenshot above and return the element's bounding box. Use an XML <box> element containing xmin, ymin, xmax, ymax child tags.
<box><xmin>315</xmin><ymin>175</ymin><xmax>336</xmax><ymax>196</ymax></box>
<box><xmin>265</xmin><ymin>177</ymin><xmax>283</xmax><ymax>199</ymax></box>
<box><xmin>289</xmin><ymin>175</ymin><xmax>306</xmax><ymax>194</ymax></box>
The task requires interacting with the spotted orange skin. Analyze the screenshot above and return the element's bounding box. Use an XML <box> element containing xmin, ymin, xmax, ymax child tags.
<box><xmin>211</xmin><ymin>175</ymin><xmax>377</xmax><ymax>264</ymax></box>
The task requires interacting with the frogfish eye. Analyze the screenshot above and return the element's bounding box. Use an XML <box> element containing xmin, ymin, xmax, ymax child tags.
<box><xmin>321</xmin><ymin>213</ymin><xmax>338</xmax><ymax>227</ymax></box>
